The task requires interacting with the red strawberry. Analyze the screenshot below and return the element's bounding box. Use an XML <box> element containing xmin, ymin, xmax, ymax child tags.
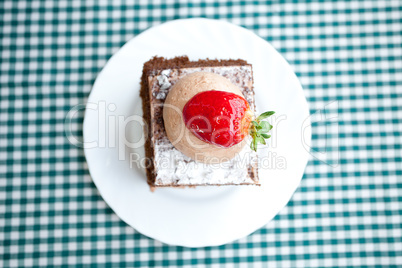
<box><xmin>182</xmin><ymin>90</ymin><xmax>274</xmax><ymax>151</ymax></box>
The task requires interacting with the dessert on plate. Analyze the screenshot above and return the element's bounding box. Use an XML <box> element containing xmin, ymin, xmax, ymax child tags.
<box><xmin>140</xmin><ymin>56</ymin><xmax>274</xmax><ymax>189</ymax></box>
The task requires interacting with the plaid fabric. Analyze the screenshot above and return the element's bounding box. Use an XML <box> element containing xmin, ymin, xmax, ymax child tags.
<box><xmin>1</xmin><ymin>0</ymin><xmax>402</xmax><ymax>267</ymax></box>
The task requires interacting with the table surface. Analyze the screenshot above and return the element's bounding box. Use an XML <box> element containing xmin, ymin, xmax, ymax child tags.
<box><xmin>1</xmin><ymin>1</ymin><xmax>401</xmax><ymax>267</ymax></box>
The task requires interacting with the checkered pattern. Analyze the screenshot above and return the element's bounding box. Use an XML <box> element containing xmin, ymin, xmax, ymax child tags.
<box><xmin>1</xmin><ymin>0</ymin><xmax>401</xmax><ymax>267</ymax></box>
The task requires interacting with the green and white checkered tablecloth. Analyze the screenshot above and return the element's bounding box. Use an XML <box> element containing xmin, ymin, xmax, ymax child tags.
<box><xmin>1</xmin><ymin>1</ymin><xmax>401</xmax><ymax>267</ymax></box>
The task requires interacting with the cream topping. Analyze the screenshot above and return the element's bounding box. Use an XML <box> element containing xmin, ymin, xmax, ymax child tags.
<box><xmin>163</xmin><ymin>72</ymin><xmax>247</xmax><ymax>164</ymax></box>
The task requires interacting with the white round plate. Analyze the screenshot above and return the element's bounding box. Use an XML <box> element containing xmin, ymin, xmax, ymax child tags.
<box><xmin>83</xmin><ymin>18</ymin><xmax>311</xmax><ymax>247</ymax></box>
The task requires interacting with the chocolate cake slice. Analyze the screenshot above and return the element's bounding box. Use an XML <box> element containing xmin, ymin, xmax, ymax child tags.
<box><xmin>140</xmin><ymin>56</ymin><xmax>259</xmax><ymax>188</ymax></box>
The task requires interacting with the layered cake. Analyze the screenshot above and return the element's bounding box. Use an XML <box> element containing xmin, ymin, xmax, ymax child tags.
<box><xmin>140</xmin><ymin>56</ymin><xmax>273</xmax><ymax>189</ymax></box>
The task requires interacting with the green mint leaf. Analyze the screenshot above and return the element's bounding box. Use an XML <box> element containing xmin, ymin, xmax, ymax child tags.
<box><xmin>251</xmin><ymin>121</ymin><xmax>262</xmax><ymax>130</ymax></box>
<box><xmin>248</xmin><ymin>110</ymin><xmax>275</xmax><ymax>152</ymax></box>
<box><xmin>261</xmin><ymin>133</ymin><xmax>271</xmax><ymax>139</ymax></box>
<box><xmin>257</xmin><ymin>111</ymin><xmax>275</xmax><ymax>121</ymax></box>
<box><xmin>250</xmin><ymin>142</ymin><xmax>255</xmax><ymax>151</ymax></box>
<box><xmin>253</xmin><ymin>138</ymin><xmax>258</xmax><ymax>151</ymax></box>
<box><xmin>256</xmin><ymin>136</ymin><xmax>266</xmax><ymax>145</ymax></box>
<box><xmin>258</xmin><ymin>127</ymin><xmax>269</xmax><ymax>133</ymax></box>
<box><xmin>260</xmin><ymin>121</ymin><xmax>273</xmax><ymax>131</ymax></box>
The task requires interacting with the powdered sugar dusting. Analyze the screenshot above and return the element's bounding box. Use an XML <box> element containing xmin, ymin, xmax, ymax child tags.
<box><xmin>154</xmin><ymin>142</ymin><xmax>256</xmax><ymax>185</ymax></box>
<box><xmin>157</xmin><ymin>73</ymin><xmax>171</xmax><ymax>90</ymax></box>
